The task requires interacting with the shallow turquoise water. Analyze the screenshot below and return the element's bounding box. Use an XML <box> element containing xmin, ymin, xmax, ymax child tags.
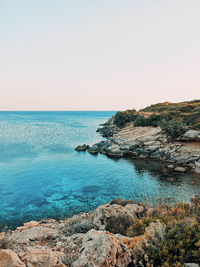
<box><xmin>0</xmin><ymin>111</ymin><xmax>199</xmax><ymax>230</ymax></box>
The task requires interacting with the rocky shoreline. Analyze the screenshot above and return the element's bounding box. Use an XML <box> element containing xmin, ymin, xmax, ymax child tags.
<box><xmin>0</xmin><ymin>197</ymin><xmax>200</xmax><ymax>267</ymax></box>
<box><xmin>76</xmin><ymin>117</ymin><xmax>200</xmax><ymax>174</ymax></box>
<box><xmin>0</xmin><ymin>201</ymin><xmax>148</xmax><ymax>267</ymax></box>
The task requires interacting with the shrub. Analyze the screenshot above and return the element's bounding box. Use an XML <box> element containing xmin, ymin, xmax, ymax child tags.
<box><xmin>114</xmin><ymin>111</ymin><xmax>130</xmax><ymax>128</ymax></box>
<box><xmin>105</xmin><ymin>215</ymin><xmax>133</xmax><ymax>235</ymax></box>
<box><xmin>110</xmin><ymin>198</ymin><xmax>134</xmax><ymax>206</ymax></box>
<box><xmin>63</xmin><ymin>218</ymin><xmax>93</xmax><ymax>236</ymax></box>
<box><xmin>160</xmin><ymin>119</ymin><xmax>186</xmax><ymax>140</ymax></box>
<box><xmin>126</xmin><ymin>218</ymin><xmax>157</xmax><ymax>237</ymax></box>
<box><xmin>145</xmin><ymin>223</ymin><xmax>200</xmax><ymax>266</ymax></box>
<box><xmin>113</xmin><ymin>110</ymin><xmax>138</xmax><ymax>128</ymax></box>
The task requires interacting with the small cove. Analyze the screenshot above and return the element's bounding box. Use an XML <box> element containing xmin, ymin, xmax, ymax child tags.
<box><xmin>0</xmin><ymin>111</ymin><xmax>199</xmax><ymax>230</ymax></box>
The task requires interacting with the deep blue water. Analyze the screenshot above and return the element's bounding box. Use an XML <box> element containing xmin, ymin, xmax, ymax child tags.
<box><xmin>0</xmin><ymin>111</ymin><xmax>200</xmax><ymax>230</ymax></box>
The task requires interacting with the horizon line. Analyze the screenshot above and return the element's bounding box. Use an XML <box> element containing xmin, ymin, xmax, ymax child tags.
<box><xmin>0</xmin><ymin>110</ymin><xmax>118</xmax><ymax>112</ymax></box>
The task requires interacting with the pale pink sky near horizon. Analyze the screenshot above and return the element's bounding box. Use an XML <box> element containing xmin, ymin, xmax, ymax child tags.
<box><xmin>0</xmin><ymin>0</ymin><xmax>200</xmax><ymax>111</ymax></box>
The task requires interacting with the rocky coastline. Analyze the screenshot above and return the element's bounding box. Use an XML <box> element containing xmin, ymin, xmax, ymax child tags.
<box><xmin>0</xmin><ymin>197</ymin><xmax>200</xmax><ymax>267</ymax></box>
<box><xmin>76</xmin><ymin>117</ymin><xmax>200</xmax><ymax>174</ymax></box>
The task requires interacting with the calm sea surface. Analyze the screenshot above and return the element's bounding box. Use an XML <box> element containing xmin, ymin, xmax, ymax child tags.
<box><xmin>0</xmin><ymin>111</ymin><xmax>200</xmax><ymax>230</ymax></box>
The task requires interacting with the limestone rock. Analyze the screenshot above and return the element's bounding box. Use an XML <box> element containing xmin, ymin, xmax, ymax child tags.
<box><xmin>66</xmin><ymin>230</ymin><xmax>131</xmax><ymax>267</ymax></box>
<box><xmin>166</xmin><ymin>164</ymin><xmax>174</xmax><ymax>169</ymax></box>
<box><xmin>17</xmin><ymin>221</ymin><xmax>39</xmax><ymax>231</ymax></box>
<box><xmin>0</xmin><ymin>249</ymin><xmax>25</xmax><ymax>267</ymax></box>
<box><xmin>91</xmin><ymin>203</ymin><xmax>144</xmax><ymax>230</ymax></box>
<box><xmin>184</xmin><ymin>264</ymin><xmax>199</xmax><ymax>267</ymax></box>
<box><xmin>19</xmin><ymin>247</ymin><xmax>66</xmax><ymax>267</ymax></box>
<box><xmin>8</xmin><ymin>226</ymin><xmax>59</xmax><ymax>244</ymax></box>
<box><xmin>182</xmin><ymin>130</ymin><xmax>200</xmax><ymax>141</ymax></box>
<box><xmin>175</xmin><ymin>167</ymin><xmax>186</xmax><ymax>173</ymax></box>
<box><xmin>105</xmin><ymin>144</ymin><xmax>124</xmax><ymax>157</ymax></box>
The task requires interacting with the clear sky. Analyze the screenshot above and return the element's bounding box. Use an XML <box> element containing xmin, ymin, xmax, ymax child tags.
<box><xmin>0</xmin><ymin>0</ymin><xmax>200</xmax><ymax>111</ymax></box>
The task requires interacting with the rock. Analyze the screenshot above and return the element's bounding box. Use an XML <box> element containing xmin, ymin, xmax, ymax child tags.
<box><xmin>184</xmin><ymin>264</ymin><xmax>199</xmax><ymax>267</ymax></box>
<box><xmin>96</xmin><ymin>118</ymin><xmax>119</xmax><ymax>137</ymax></box>
<box><xmin>105</xmin><ymin>144</ymin><xmax>124</xmax><ymax>158</ymax></box>
<box><xmin>8</xmin><ymin>226</ymin><xmax>59</xmax><ymax>244</ymax></box>
<box><xmin>17</xmin><ymin>221</ymin><xmax>39</xmax><ymax>231</ymax></box>
<box><xmin>66</xmin><ymin>230</ymin><xmax>131</xmax><ymax>267</ymax></box>
<box><xmin>174</xmin><ymin>167</ymin><xmax>186</xmax><ymax>173</ymax></box>
<box><xmin>190</xmin><ymin>195</ymin><xmax>200</xmax><ymax>204</ymax></box>
<box><xmin>119</xmin><ymin>145</ymin><xmax>130</xmax><ymax>151</ymax></box>
<box><xmin>87</xmin><ymin>144</ymin><xmax>99</xmax><ymax>154</ymax></box>
<box><xmin>19</xmin><ymin>247</ymin><xmax>66</xmax><ymax>267</ymax></box>
<box><xmin>75</xmin><ymin>144</ymin><xmax>89</xmax><ymax>151</ymax></box>
<box><xmin>62</xmin><ymin>202</ymin><xmax>144</xmax><ymax>235</ymax></box>
<box><xmin>182</xmin><ymin>130</ymin><xmax>200</xmax><ymax>141</ymax></box>
<box><xmin>91</xmin><ymin>203</ymin><xmax>144</xmax><ymax>230</ymax></box>
<box><xmin>0</xmin><ymin>249</ymin><xmax>25</xmax><ymax>267</ymax></box>
<box><xmin>166</xmin><ymin>164</ymin><xmax>174</xmax><ymax>169</ymax></box>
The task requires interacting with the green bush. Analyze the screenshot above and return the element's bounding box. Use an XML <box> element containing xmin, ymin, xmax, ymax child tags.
<box><xmin>113</xmin><ymin>110</ymin><xmax>138</xmax><ymax>128</ymax></box>
<box><xmin>146</xmin><ymin>223</ymin><xmax>200</xmax><ymax>266</ymax></box>
<box><xmin>160</xmin><ymin>119</ymin><xmax>186</xmax><ymax>140</ymax></box>
<box><xmin>126</xmin><ymin>218</ymin><xmax>157</xmax><ymax>237</ymax></box>
<box><xmin>114</xmin><ymin>111</ymin><xmax>130</xmax><ymax>128</ymax></box>
<box><xmin>110</xmin><ymin>198</ymin><xmax>134</xmax><ymax>206</ymax></box>
<box><xmin>105</xmin><ymin>214</ymin><xmax>133</xmax><ymax>235</ymax></box>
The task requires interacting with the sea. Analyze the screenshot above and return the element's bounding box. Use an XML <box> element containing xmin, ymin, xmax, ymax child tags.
<box><xmin>0</xmin><ymin>111</ymin><xmax>199</xmax><ymax>230</ymax></box>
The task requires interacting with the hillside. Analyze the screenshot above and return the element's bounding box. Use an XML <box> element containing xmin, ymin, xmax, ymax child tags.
<box><xmin>113</xmin><ymin>100</ymin><xmax>200</xmax><ymax>136</ymax></box>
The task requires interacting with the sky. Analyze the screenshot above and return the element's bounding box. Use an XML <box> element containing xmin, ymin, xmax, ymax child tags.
<box><xmin>0</xmin><ymin>0</ymin><xmax>200</xmax><ymax>111</ymax></box>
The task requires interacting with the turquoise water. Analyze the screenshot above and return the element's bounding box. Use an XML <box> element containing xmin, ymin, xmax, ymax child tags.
<box><xmin>0</xmin><ymin>111</ymin><xmax>200</xmax><ymax>230</ymax></box>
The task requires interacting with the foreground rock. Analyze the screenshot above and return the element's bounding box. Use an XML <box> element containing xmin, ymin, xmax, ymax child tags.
<box><xmin>0</xmin><ymin>202</ymin><xmax>143</xmax><ymax>267</ymax></box>
<box><xmin>65</xmin><ymin>230</ymin><xmax>131</xmax><ymax>267</ymax></box>
<box><xmin>0</xmin><ymin>199</ymin><xmax>200</xmax><ymax>267</ymax></box>
<box><xmin>0</xmin><ymin>249</ymin><xmax>25</xmax><ymax>267</ymax></box>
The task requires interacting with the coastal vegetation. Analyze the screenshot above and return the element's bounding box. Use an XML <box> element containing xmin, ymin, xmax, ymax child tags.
<box><xmin>113</xmin><ymin>100</ymin><xmax>200</xmax><ymax>139</ymax></box>
<box><xmin>106</xmin><ymin>197</ymin><xmax>200</xmax><ymax>267</ymax></box>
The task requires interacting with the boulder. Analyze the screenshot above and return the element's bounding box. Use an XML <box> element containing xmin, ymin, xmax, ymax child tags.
<box><xmin>91</xmin><ymin>203</ymin><xmax>144</xmax><ymax>230</ymax></box>
<box><xmin>75</xmin><ymin>144</ymin><xmax>89</xmax><ymax>151</ymax></box>
<box><xmin>62</xmin><ymin>202</ymin><xmax>144</xmax><ymax>234</ymax></box>
<box><xmin>174</xmin><ymin>167</ymin><xmax>186</xmax><ymax>173</ymax></box>
<box><xmin>87</xmin><ymin>144</ymin><xmax>99</xmax><ymax>154</ymax></box>
<box><xmin>184</xmin><ymin>264</ymin><xmax>199</xmax><ymax>267</ymax></box>
<box><xmin>166</xmin><ymin>165</ymin><xmax>174</xmax><ymax>169</ymax></box>
<box><xmin>66</xmin><ymin>230</ymin><xmax>131</xmax><ymax>267</ymax></box>
<box><xmin>17</xmin><ymin>221</ymin><xmax>39</xmax><ymax>231</ymax></box>
<box><xmin>104</xmin><ymin>144</ymin><xmax>125</xmax><ymax>157</ymax></box>
<box><xmin>0</xmin><ymin>249</ymin><xmax>25</xmax><ymax>267</ymax></box>
<box><xmin>19</xmin><ymin>247</ymin><xmax>66</xmax><ymax>267</ymax></box>
<box><xmin>182</xmin><ymin>130</ymin><xmax>200</xmax><ymax>141</ymax></box>
<box><xmin>8</xmin><ymin>226</ymin><xmax>59</xmax><ymax>244</ymax></box>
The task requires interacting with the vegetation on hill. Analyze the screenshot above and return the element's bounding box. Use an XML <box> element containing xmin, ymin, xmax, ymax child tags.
<box><xmin>113</xmin><ymin>100</ymin><xmax>200</xmax><ymax>139</ymax></box>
